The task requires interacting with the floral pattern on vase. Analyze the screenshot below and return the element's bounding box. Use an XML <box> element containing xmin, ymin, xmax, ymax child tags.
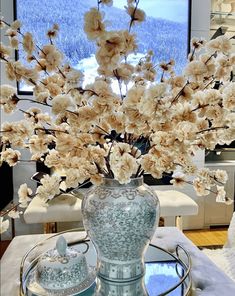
<box><xmin>82</xmin><ymin>177</ymin><xmax>159</xmax><ymax>282</ymax></box>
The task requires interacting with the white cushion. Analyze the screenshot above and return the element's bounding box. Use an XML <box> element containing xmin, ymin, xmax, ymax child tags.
<box><xmin>24</xmin><ymin>194</ymin><xmax>83</xmax><ymax>224</ymax></box>
<box><xmin>155</xmin><ymin>190</ymin><xmax>198</xmax><ymax>217</ymax></box>
<box><xmin>24</xmin><ymin>189</ymin><xmax>198</xmax><ymax>224</ymax></box>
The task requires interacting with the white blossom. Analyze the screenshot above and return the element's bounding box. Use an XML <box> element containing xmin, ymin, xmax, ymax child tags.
<box><xmin>193</xmin><ymin>178</ymin><xmax>210</xmax><ymax>196</ymax></box>
<box><xmin>18</xmin><ymin>183</ymin><xmax>32</xmax><ymax>208</ymax></box>
<box><xmin>170</xmin><ymin>172</ymin><xmax>186</xmax><ymax>188</ymax></box>
<box><xmin>84</xmin><ymin>8</ymin><xmax>105</xmax><ymax>40</ymax></box>
<box><xmin>216</xmin><ymin>185</ymin><xmax>226</xmax><ymax>203</ymax></box>
<box><xmin>0</xmin><ymin>217</ymin><xmax>9</xmax><ymax>234</ymax></box>
<box><xmin>52</xmin><ymin>94</ymin><xmax>75</xmax><ymax>115</ymax></box>
<box><xmin>214</xmin><ymin>169</ymin><xmax>228</xmax><ymax>184</ymax></box>
<box><xmin>1</xmin><ymin>148</ymin><xmax>21</xmax><ymax>166</ymax></box>
<box><xmin>36</xmin><ymin>175</ymin><xmax>61</xmax><ymax>202</ymax></box>
<box><xmin>8</xmin><ymin>210</ymin><xmax>20</xmax><ymax>219</ymax></box>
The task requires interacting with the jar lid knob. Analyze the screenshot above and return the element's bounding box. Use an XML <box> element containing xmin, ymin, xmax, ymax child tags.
<box><xmin>56</xmin><ymin>235</ymin><xmax>67</xmax><ymax>256</ymax></box>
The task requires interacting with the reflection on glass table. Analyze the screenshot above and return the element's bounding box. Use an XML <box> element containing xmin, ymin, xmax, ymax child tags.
<box><xmin>21</xmin><ymin>231</ymin><xmax>191</xmax><ymax>296</ymax></box>
<box><xmin>145</xmin><ymin>261</ymin><xmax>184</xmax><ymax>296</ymax></box>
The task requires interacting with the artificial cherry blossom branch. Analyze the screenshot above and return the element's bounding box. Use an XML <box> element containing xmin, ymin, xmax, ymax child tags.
<box><xmin>34</xmin><ymin>127</ymin><xmax>68</xmax><ymax>134</ymax></box>
<box><xmin>203</xmin><ymin>77</ymin><xmax>216</xmax><ymax>90</ymax></box>
<box><xmin>191</xmin><ymin>104</ymin><xmax>209</xmax><ymax>112</ymax></box>
<box><xmin>0</xmin><ymin>203</ymin><xmax>20</xmax><ymax>217</ymax></box>
<box><xmin>196</xmin><ymin>126</ymin><xmax>229</xmax><ymax>134</ymax></box>
<box><xmin>171</xmin><ymin>81</ymin><xmax>189</xmax><ymax>105</ymax></box>
<box><xmin>2</xmin><ymin>20</ymin><xmax>46</xmax><ymax>55</ymax></box>
<box><xmin>128</xmin><ymin>0</ymin><xmax>140</xmax><ymax>32</ymax></box>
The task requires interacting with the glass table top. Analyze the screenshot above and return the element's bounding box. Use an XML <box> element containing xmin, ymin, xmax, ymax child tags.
<box><xmin>21</xmin><ymin>231</ymin><xmax>191</xmax><ymax>296</ymax></box>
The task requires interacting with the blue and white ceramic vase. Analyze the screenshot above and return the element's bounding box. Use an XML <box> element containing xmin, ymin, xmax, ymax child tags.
<box><xmin>82</xmin><ymin>177</ymin><xmax>160</xmax><ymax>282</ymax></box>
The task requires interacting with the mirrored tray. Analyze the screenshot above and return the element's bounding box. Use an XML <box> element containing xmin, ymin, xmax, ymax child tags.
<box><xmin>19</xmin><ymin>229</ymin><xmax>192</xmax><ymax>296</ymax></box>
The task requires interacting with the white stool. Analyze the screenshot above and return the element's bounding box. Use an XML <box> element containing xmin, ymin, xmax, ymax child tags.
<box><xmin>154</xmin><ymin>190</ymin><xmax>199</xmax><ymax>230</ymax></box>
<box><xmin>24</xmin><ymin>189</ymin><xmax>198</xmax><ymax>233</ymax></box>
<box><xmin>24</xmin><ymin>193</ymin><xmax>83</xmax><ymax>233</ymax></box>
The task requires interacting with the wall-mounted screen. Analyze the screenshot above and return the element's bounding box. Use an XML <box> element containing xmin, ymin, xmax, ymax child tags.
<box><xmin>14</xmin><ymin>0</ymin><xmax>191</xmax><ymax>94</ymax></box>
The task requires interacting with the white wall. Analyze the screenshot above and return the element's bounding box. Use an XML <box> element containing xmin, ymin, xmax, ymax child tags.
<box><xmin>191</xmin><ymin>0</ymin><xmax>211</xmax><ymax>40</ymax></box>
<box><xmin>1</xmin><ymin>0</ymin><xmax>14</xmax><ymax>86</ymax></box>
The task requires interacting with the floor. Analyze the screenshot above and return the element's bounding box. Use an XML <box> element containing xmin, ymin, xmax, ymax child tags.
<box><xmin>183</xmin><ymin>228</ymin><xmax>228</xmax><ymax>247</ymax></box>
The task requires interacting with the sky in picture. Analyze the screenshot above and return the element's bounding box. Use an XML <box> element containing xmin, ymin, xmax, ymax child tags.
<box><xmin>17</xmin><ymin>0</ymin><xmax>189</xmax><ymax>91</ymax></box>
<box><xmin>113</xmin><ymin>0</ymin><xmax>188</xmax><ymax>22</ymax></box>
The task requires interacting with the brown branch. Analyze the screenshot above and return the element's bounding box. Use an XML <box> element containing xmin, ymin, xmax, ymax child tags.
<box><xmin>135</xmin><ymin>164</ymin><xmax>142</xmax><ymax>178</ymax></box>
<box><xmin>191</xmin><ymin>104</ymin><xmax>209</xmax><ymax>112</ymax></box>
<box><xmin>1</xmin><ymin>203</ymin><xmax>20</xmax><ymax>217</ymax></box>
<box><xmin>19</xmin><ymin>98</ymin><xmax>52</xmax><ymax>107</ymax></box>
<box><xmin>203</xmin><ymin>77</ymin><xmax>215</xmax><ymax>90</ymax></box>
<box><xmin>97</xmin><ymin>0</ymin><xmax>101</xmax><ymax>11</ymax></box>
<box><xmin>189</xmin><ymin>46</ymin><xmax>196</xmax><ymax>61</ymax></box>
<box><xmin>67</xmin><ymin>87</ymin><xmax>99</xmax><ymax>97</ymax></box>
<box><xmin>18</xmin><ymin>160</ymin><xmax>37</xmax><ymax>162</ymax></box>
<box><xmin>160</xmin><ymin>70</ymin><xmax>165</xmax><ymax>83</ymax></box>
<box><xmin>19</xmin><ymin>98</ymin><xmax>78</xmax><ymax>116</ymax></box>
<box><xmin>57</xmin><ymin>67</ymin><xmax>66</xmax><ymax>79</ymax></box>
<box><xmin>128</xmin><ymin>0</ymin><xmax>140</xmax><ymax>32</ymax></box>
<box><xmin>113</xmin><ymin>69</ymin><xmax>124</xmax><ymax>99</ymax></box>
<box><xmin>138</xmin><ymin>169</ymin><xmax>145</xmax><ymax>177</ymax></box>
<box><xmin>95</xmin><ymin>125</ymin><xmax>110</xmax><ymax>136</ymax></box>
<box><xmin>34</xmin><ymin>127</ymin><xmax>68</xmax><ymax>134</ymax></box>
<box><xmin>196</xmin><ymin>126</ymin><xmax>229</xmax><ymax>134</ymax></box>
<box><xmin>205</xmin><ymin>51</ymin><xmax>217</xmax><ymax>64</ymax></box>
<box><xmin>34</xmin><ymin>56</ymin><xmax>50</xmax><ymax>76</ymax></box>
<box><xmin>171</xmin><ymin>81</ymin><xmax>189</xmax><ymax>105</ymax></box>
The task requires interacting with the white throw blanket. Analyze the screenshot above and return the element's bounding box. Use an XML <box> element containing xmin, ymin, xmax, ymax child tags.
<box><xmin>202</xmin><ymin>212</ymin><xmax>235</xmax><ymax>283</ymax></box>
<box><xmin>202</xmin><ymin>247</ymin><xmax>235</xmax><ymax>282</ymax></box>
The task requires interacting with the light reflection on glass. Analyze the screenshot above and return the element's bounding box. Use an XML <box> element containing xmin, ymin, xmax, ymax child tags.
<box><xmin>145</xmin><ymin>262</ymin><xmax>184</xmax><ymax>296</ymax></box>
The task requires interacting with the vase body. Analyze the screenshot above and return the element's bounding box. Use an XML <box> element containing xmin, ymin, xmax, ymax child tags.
<box><xmin>82</xmin><ymin>178</ymin><xmax>160</xmax><ymax>282</ymax></box>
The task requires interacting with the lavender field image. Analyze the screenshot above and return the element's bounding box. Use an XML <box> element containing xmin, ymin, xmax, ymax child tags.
<box><xmin>16</xmin><ymin>0</ymin><xmax>190</xmax><ymax>90</ymax></box>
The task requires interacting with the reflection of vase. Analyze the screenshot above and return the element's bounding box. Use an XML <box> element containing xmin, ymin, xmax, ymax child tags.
<box><xmin>82</xmin><ymin>177</ymin><xmax>159</xmax><ymax>282</ymax></box>
<box><xmin>95</xmin><ymin>275</ymin><xmax>148</xmax><ymax>296</ymax></box>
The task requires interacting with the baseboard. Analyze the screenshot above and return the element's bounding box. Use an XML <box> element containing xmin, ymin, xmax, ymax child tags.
<box><xmin>210</xmin><ymin>225</ymin><xmax>229</xmax><ymax>229</ymax></box>
<box><xmin>198</xmin><ymin>245</ymin><xmax>223</xmax><ymax>250</ymax></box>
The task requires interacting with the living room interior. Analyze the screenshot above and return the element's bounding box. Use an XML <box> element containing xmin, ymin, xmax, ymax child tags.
<box><xmin>0</xmin><ymin>0</ymin><xmax>235</xmax><ymax>295</ymax></box>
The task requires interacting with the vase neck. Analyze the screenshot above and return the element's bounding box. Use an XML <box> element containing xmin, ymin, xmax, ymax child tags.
<box><xmin>102</xmin><ymin>177</ymin><xmax>143</xmax><ymax>188</ymax></box>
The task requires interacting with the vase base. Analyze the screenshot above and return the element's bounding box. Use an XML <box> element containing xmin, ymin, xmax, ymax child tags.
<box><xmin>97</xmin><ymin>258</ymin><xmax>145</xmax><ymax>282</ymax></box>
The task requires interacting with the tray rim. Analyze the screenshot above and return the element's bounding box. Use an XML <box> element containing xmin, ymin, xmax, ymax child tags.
<box><xmin>19</xmin><ymin>228</ymin><xmax>192</xmax><ymax>296</ymax></box>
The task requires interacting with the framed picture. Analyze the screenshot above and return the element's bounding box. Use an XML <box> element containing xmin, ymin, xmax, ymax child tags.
<box><xmin>14</xmin><ymin>0</ymin><xmax>191</xmax><ymax>94</ymax></box>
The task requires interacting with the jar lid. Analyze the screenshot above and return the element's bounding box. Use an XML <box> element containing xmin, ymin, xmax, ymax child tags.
<box><xmin>35</xmin><ymin>236</ymin><xmax>91</xmax><ymax>290</ymax></box>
